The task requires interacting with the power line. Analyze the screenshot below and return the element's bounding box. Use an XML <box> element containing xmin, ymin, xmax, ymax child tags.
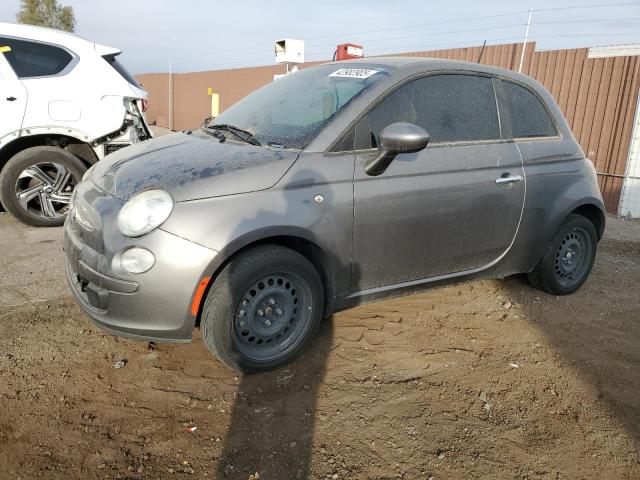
<box><xmin>534</xmin><ymin>16</ymin><xmax>640</xmax><ymax>25</ymax></box>
<box><xmin>170</xmin><ymin>17</ymin><xmax>640</xmax><ymax>68</ymax></box>
<box><xmin>362</xmin><ymin>33</ymin><xmax>640</xmax><ymax>58</ymax></box>
<box><xmin>295</xmin><ymin>1</ymin><xmax>640</xmax><ymax>42</ymax></box>
<box><xmin>159</xmin><ymin>31</ymin><xmax>640</xmax><ymax>74</ymax></box>
<box><xmin>167</xmin><ymin>3</ymin><xmax>640</xmax><ymax>66</ymax></box>
<box><xmin>534</xmin><ymin>1</ymin><xmax>640</xmax><ymax>12</ymax></box>
<box><xmin>306</xmin><ymin>23</ymin><xmax>530</xmax><ymax>48</ymax></box>
<box><xmin>165</xmin><ymin>3</ymin><xmax>640</xmax><ymax>69</ymax></box>
<box><xmin>299</xmin><ymin>10</ymin><xmax>530</xmax><ymax>41</ymax></box>
<box><xmin>302</xmin><ymin>17</ymin><xmax>640</xmax><ymax>52</ymax></box>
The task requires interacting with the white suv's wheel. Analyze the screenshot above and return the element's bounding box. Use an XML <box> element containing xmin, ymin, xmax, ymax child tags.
<box><xmin>0</xmin><ymin>146</ymin><xmax>86</xmax><ymax>227</ymax></box>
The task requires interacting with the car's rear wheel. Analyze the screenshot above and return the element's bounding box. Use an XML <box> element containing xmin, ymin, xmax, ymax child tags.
<box><xmin>200</xmin><ymin>245</ymin><xmax>324</xmax><ymax>372</ymax></box>
<box><xmin>0</xmin><ymin>146</ymin><xmax>86</xmax><ymax>227</ymax></box>
<box><xmin>527</xmin><ymin>214</ymin><xmax>598</xmax><ymax>295</ymax></box>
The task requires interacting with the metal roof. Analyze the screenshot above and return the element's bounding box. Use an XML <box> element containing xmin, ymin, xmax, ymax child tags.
<box><xmin>588</xmin><ymin>44</ymin><xmax>640</xmax><ymax>58</ymax></box>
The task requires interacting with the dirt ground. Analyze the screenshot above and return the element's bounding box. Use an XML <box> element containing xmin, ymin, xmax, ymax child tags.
<box><xmin>0</xmin><ymin>210</ymin><xmax>639</xmax><ymax>480</ymax></box>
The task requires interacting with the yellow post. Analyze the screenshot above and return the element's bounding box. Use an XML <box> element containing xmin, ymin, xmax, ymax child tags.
<box><xmin>207</xmin><ymin>87</ymin><xmax>219</xmax><ymax>118</ymax></box>
<box><xmin>211</xmin><ymin>93</ymin><xmax>220</xmax><ymax>117</ymax></box>
<box><xmin>0</xmin><ymin>46</ymin><xmax>11</xmax><ymax>53</ymax></box>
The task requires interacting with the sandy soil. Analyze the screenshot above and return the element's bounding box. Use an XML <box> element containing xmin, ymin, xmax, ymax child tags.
<box><xmin>0</xmin><ymin>212</ymin><xmax>638</xmax><ymax>480</ymax></box>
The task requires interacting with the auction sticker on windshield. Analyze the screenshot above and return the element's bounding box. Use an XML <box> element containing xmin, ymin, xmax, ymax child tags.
<box><xmin>329</xmin><ymin>68</ymin><xmax>379</xmax><ymax>79</ymax></box>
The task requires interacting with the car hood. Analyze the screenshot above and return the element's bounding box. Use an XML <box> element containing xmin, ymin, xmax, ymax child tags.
<box><xmin>90</xmin><ymin>131</ymin><xmax>299</xmax><ymax>201</ymax></box>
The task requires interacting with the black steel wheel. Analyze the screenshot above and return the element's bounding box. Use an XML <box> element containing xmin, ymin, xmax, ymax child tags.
<box><xmin>201</xmin><ymin>244</ymin><xmax>324</xmax><ymax>372</ymax></box>
<box><xmin>232</xmin><ymin>271</ymin><xmax>313</xmax><ymax>362</ymax></box>
<box><xmin>528</xmin><ymin>214</ymin><xmax>598</xmax><ymax>295</ymax></box>
<box><xmin>553</xmin><ymin>228</ymin><xmax>592</xmax><ymax>289</ymax></box>
<box><xmin>0</xmin><ymin>146</ymin><xmax>86</xmax><ymax>227</ymax></box>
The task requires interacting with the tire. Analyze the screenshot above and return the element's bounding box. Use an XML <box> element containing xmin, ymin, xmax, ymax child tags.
<box><xmin>527</xmin><ymin>214</ymin><xmax>598</xmax><ymax>295</ymax></box>
<box><xmin>201</xmin><ymin>245</ymin><xmax>324</xmax><ymax>373</ymax></box>
<box><xmin>0</xmin><ymin>146</ymin><xmax>87</xmax><ymax>227</ymax></box>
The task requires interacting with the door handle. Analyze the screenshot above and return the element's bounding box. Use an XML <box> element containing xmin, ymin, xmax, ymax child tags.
<box><xmin>6</xmin><ymin>96</ymin><xmax>17</xmax><ymax>102</ymax></box>
<box><xmin>495</xmin><ymin>175</ymin><xmax>523</xmax><ymax>185</ymax></box>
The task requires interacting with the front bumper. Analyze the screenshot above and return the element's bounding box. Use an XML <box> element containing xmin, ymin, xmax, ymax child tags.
<box><xmin>64</xmin><ymin>181</ymin><xmax>217</xmax><ymax>342</ymax></box>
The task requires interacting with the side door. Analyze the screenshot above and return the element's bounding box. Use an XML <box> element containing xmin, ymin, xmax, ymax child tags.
<box><xmin>351</xmin><ymin>73</ymin><xmax>525</xmax><ymax>292</ymax></box>
<box><xmin>0</xmin><ymin>44</ymin><xmax>27</xmax><ymax>139</ymax></box>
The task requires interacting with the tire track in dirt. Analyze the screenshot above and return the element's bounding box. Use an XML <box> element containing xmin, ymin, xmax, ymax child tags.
<box><xmin>0</xmin><ymin>214</ymin><xmax>639</xmax><ymax>479</ymax></box>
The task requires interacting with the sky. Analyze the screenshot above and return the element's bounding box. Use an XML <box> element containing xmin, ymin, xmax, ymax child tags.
<box><xmin>1</xmin><ymin>0</ymin><xmax>640</xmax><ymax>74</ymax></box>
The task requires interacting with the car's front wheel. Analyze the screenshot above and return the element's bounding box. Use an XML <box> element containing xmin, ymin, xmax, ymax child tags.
<box><xmin>527</xmin><ymin>213</ymin><xmax>598</xmax><ymax>295</ymax></box>
<box><xmin>200</xmin><ymin>245</ymin><xmax>324</xmax><ymax>373</ymax></box>
<box><xmin>0</xmin><ymin>146</ymin><xmax>86</xmax><ymax>227</ymax></box>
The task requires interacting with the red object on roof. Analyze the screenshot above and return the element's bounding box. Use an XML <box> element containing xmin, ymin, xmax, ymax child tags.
<box><xmin>336</xmin><ymin>43</ymin><xmax>364</xmax><ymax>61</ymax></box>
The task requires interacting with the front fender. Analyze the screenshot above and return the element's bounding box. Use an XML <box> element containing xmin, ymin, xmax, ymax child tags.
<box><xmin>160</xmin><ymin>184</ymin><xmax>352</xmax><ymax>300</ymax></box>
<box><xmin>219</xmin><ymin>225</ymin><xmax>322</xmax><ymax>258</ymax></box>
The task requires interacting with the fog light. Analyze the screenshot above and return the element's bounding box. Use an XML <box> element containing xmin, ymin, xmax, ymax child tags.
<box><xmin>120</xmin><ymin>247</ymin><xmax>155</xmax><ymax>274</ymax></box>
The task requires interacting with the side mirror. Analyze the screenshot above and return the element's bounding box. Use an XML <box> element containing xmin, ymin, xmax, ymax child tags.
<box><xmin>364</xmin><ymin>122</ymin><xmax>430</xmax><ymax>176</ymax></box>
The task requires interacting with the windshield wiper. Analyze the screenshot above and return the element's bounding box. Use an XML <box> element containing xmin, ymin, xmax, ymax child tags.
<box><xmin>205</xmin><ymin>124</ymin><xmax>261</xmax><ymax>146</ymax></box>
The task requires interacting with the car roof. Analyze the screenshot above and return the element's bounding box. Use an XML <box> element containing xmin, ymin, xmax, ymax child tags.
<box><xmin>0</xmin><ymin>22</ymin><xmax>119</xmax><ymax>56</ymax></box>
<box><xmin>306</xmin><ymin>55</ymin><xmax>566</xmax><ymax>152</ymax></box>
<box><xmin>331</xmin><ymin>56</ymin><xmax>534</xmax><ymax>84</ymax></box>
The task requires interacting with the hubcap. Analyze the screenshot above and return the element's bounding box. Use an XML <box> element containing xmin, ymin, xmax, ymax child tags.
<box><xmin>232</xmin><ymin>272</ymin><xmax>312</xmax><ymax>362</ymax></box>
<box><xmin>554</xmin><ymin>228</ymin><xmax>591</xmax><ymax>287</ymax></box>
<box><xmin>15</xmin><ymin>162</ymin><xmax>77</xmax><ymax>219</ymax></box>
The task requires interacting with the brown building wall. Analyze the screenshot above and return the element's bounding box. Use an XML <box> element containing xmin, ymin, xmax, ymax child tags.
<box><xmin>137</xmin><ymin>62</ymin><xmax>324</xmax><ymax>131</ymax></box>
<box><xmin>136</xmin><ymin>42</ymin><xmax>640</xmax><ymax>213</ymax></box>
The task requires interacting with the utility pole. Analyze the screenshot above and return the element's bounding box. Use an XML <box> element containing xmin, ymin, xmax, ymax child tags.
<box><xmin>168</xmin><ymin>59</ymin><xmax>174</xmax><ymax>131</ymax></box>
<box><xmin>518</xmin><ymin>8</ymin><xmax>533</xmax><ymax>73</ymax></box>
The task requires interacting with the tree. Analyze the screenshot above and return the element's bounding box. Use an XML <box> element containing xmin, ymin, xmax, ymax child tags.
<box><xmin>16</xmin><ymin>0</ymin><xmax>76</xmax><ymax>32</ymax></box>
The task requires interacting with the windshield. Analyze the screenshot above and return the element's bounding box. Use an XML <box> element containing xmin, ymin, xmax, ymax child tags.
<box><xmin>208</xmin><ymin>64</ymin><xmax>389</xmax><ymax>149</ymax></box>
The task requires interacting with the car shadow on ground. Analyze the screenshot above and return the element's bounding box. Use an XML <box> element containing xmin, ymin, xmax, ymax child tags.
<box><xmin>212</xmin><ymin>168</ymin><xmax>358</xmax><ymax>478</ymax></box>
<box><xmin>501</xmin><ymin>233</ymin><xmax>640</xmax><ymax>453</ymax></box>
<box><xmin>215</xmin><ymin>319</ymin><xmax>334</xmax><ymax>479</ymax></box>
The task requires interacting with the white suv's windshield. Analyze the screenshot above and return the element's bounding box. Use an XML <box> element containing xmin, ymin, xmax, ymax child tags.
<box><xmin>207</xmin><ymin>64</ymin><xmax>389</xmax><ymax>149</ymax></box>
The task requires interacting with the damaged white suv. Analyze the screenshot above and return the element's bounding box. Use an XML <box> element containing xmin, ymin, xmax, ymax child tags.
<box><xmin>0</xmin><ymin>22</ymin><xmax>150</xmax><ymax>227</ymax></box>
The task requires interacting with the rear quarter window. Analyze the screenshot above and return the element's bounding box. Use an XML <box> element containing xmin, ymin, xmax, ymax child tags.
<box><xmin>0</xmin><ymin>36</ymin><xmax>73</xmax><ymax>78</ymax></box>
<box><xmin>503</xmin><ymin>80</ymin><xmax>557</xmax><ymax>138</ymax></box>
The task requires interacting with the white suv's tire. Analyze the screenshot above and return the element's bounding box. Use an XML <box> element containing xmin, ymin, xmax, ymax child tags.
<box><xmin>0</xmin><ymin>146</ymin><xmax>86</xmax><ymax>227</ymax></box>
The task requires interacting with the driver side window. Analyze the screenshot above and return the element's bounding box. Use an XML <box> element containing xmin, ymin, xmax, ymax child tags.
<box><xmin>355</xmin><ymin>73</ymin><xmax>501</xmax><ymax>149</ymax></box>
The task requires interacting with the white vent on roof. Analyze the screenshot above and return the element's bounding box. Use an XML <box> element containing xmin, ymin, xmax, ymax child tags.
<box><xmin>274</xmin><ymin>39</ymin><xmax>304</xmax><ymax>64</ymax></box>
<box><xmin>588</xmin><ymin>44</ymin><xmax>640</xmax><ymax>58</ymax></box>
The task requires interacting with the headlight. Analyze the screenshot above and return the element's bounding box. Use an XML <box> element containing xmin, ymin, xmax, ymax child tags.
<box><xmin>117</xmin><ymin>189</ymin><xmax>173</xmax><ymax>237</ymax></box>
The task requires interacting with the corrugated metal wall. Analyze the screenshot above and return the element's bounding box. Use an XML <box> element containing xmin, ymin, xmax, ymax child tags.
<box><xmin>137</xmin><ymin>42</ymin><xmax>640</xmax><ymax>213</ymax></box>
<box><xmin>546</xmin><ymin>52</ymin><xmax>640</xmax><ymax>213</ymax></box>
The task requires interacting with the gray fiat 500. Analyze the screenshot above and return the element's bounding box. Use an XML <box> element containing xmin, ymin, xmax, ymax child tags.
<box><xmin>64</xmin><ymin>58</ymin><xmax>605</xmax><ymax>372</ymax></box>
